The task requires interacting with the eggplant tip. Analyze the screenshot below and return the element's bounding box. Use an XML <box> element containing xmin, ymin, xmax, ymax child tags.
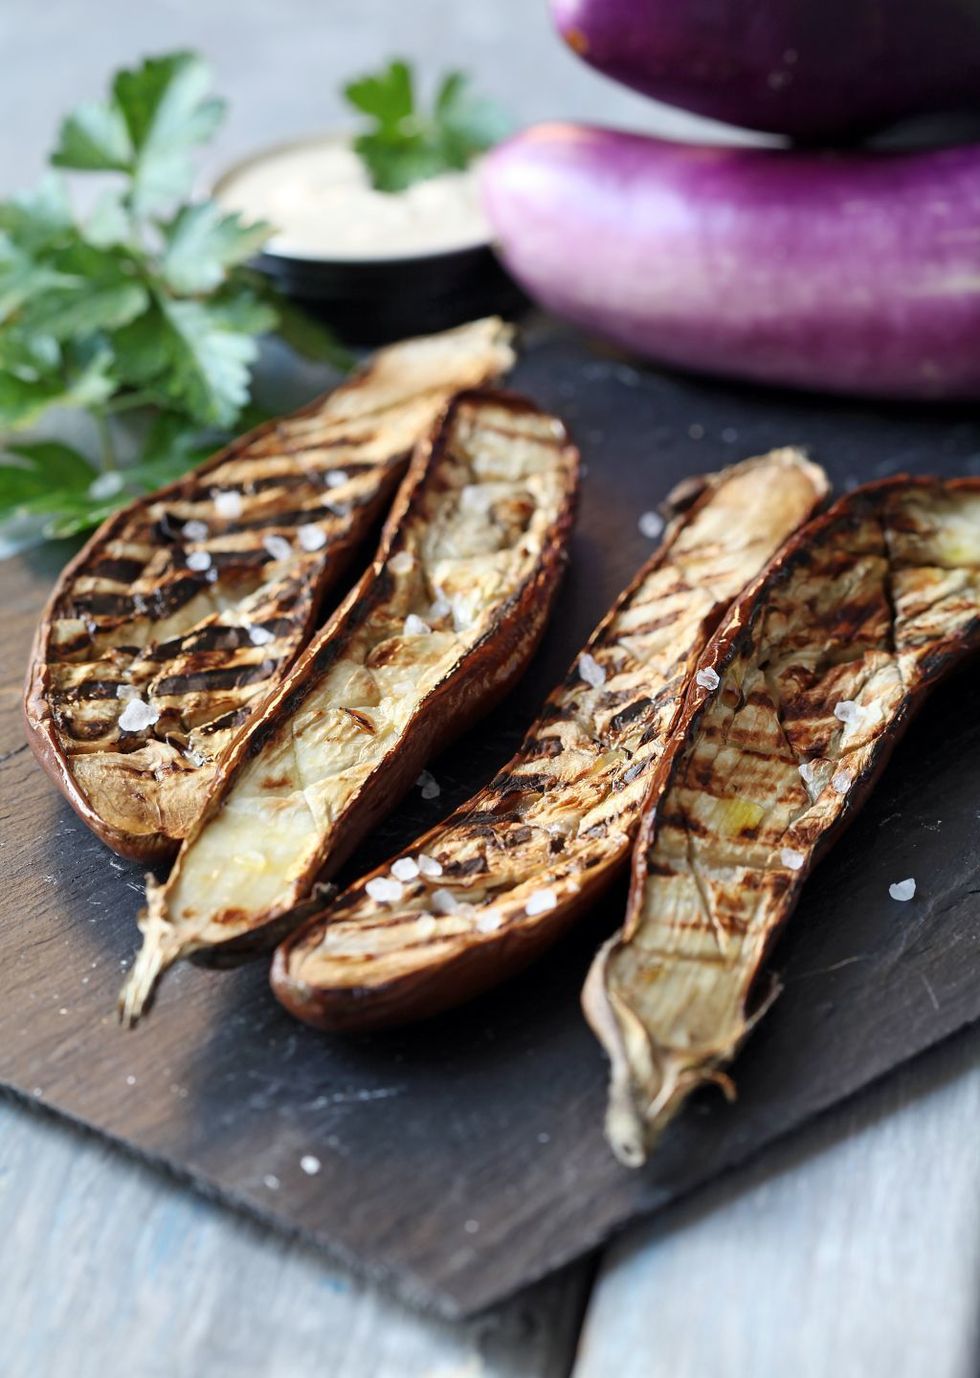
<box><xmin>117</xmin><ymin>920</ymin><xmax>175</xmax><ymax>1028</ymax></box>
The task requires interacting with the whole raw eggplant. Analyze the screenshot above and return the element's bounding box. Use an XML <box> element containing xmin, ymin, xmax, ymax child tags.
<box><xmin>481</xmin><ymin>124</ymin><xmax>980</xmax><ymax>401</ymax></box>
<box><xmin>552</xmin><ymin>0</ymin><xmax>980</xmax><ymax>140</ymax></box>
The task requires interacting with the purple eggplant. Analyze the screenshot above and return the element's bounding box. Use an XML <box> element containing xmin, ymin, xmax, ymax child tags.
<box><xmin>481</xmin><ymin>124</ymin><xmax>980</xmax><ymax>401</ymax></box>
<box><xmin>552</xmin><ymin>0</ymin><xmax>980</xmax><ymax>140</ymax></box>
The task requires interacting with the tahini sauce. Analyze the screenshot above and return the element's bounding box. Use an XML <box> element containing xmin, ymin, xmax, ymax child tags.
<box><xmin>216</xmin><ymin>138</ymin><xmax>489</xmax><ymax>260</ymax></box>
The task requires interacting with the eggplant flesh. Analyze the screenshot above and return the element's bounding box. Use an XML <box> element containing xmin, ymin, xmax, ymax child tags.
<box><xmin>271</xmin><ymin>449</ymin><xmax>828</xmax><ymax>1032</ymax></box>
<box><xmin>119</xmin><ymin>388</ymin><xmax>579</xmax><ymax>1024</ymax></box>
<box><xmin>586</xmin><ymin>478</ymin><xmax>980</xmax><ymax>1166</ymax></box>
<box><xmin>24</xmin><ymin>317</ymin><xmax>515</xmax><ymax>862</ymax></box>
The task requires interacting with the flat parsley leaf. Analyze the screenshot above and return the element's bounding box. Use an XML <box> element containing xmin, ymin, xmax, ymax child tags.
<box><xmin>345</xmin><ymin>59</ymin><xmax>512</xmax><ymax>193</ymax></box>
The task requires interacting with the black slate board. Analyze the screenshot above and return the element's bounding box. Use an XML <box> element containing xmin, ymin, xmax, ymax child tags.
<box><xmin>3</xmin><ymin>321</ymin><xmax>980</xmax><ymax>1316</ymax></box>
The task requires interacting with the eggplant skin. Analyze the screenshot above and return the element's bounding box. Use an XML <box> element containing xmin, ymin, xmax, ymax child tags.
<box><xmin>552</xmin><ymin>0</ymin><xmax>980</xmax><ymax>140</ymax></box>
<box><xmin>585</xmin><ymin>476</ymin><xmax>980</xmax><ymax>1167</ymax></box>
<box><xmin>23</xmin><ymin>317</ymin><xmax>515</xmax><ymax>863</ymax></box>
<box><xmin>119</xmin><ymin>388</ymin><xmax>579</xmax><ymax>1024</ymax></box>
<box><xmin>482</xmin><ymin>126</ymin><xmax>980</xmax><ymax>401</ymax></box>
<box><xmin>270</xmin><ymin>448</ymin><xmax>828</xmax><ymax>1033</ymax></box>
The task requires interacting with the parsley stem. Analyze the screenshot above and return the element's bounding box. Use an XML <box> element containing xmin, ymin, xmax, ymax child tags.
<box><xmin>104</xmin><ymin>390</ymin><xmax>156</xmax><ymax>415</ymax></box>
<box><xmin>94</xmin><ymin>410</ymin><xmax>117</xmax><ymax>472</ymax></box>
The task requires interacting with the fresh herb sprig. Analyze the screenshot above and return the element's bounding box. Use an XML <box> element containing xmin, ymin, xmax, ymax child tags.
<box><xmin>0</xmin><ymin>51</ymin><xmax>349</xmax><ymax>556</ymax></box>
<box><xmin>344</xmin><ymin>59</ymin><xmax>512</xmax><ymax>194</ymax></box>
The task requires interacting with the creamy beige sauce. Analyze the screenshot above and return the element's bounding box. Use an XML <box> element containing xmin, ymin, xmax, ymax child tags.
<box><xmin>215</xmin><ymin>137</ymin><xmax>490</xmax><ymax>261</ymax></box>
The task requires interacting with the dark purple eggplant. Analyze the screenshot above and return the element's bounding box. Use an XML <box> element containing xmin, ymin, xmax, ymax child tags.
<box><xmin>552</xmin><ymin>0</ymin><xmax>980</xmax><ymax>140</ymax></box>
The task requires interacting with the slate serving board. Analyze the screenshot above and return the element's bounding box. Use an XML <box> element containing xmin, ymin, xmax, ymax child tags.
<box><xmin>3</xmin><ymin>321</ymin><xmax>980</xmax><ymax>1317</ymax></box>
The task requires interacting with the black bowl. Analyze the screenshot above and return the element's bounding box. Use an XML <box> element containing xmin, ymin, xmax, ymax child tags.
<box><xmin>254</xmin><ymin>239</ymin><xmax>526</xmax><ymax>346</ymax></box>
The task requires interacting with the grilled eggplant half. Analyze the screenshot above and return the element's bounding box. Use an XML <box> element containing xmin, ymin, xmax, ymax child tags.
<box><xmin>271</xmin><ymin>448</ymin><xmax>828</xmax><ymax>1032</ymax></box>
<box><xmin>24</xmin><ymin>317</ymin><xmax>515</xmax><ymax>863</ymax></box>
<box><xmin>585</xmin><ymin>477</ymin><xmax>980</xmax><ymax>1166</ymax></box>
<box><xmin>120</xmin><ymin>388</ymin><xmax>579</xmax><ymax>1023</ymax></box>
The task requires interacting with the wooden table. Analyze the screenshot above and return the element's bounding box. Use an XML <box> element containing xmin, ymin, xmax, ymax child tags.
<box><xmin>2</xmin><ymin>3</ymin><xmax>979</xmax><ymax>1373</ymax></box>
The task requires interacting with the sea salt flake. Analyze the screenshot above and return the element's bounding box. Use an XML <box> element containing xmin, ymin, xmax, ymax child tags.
<box><xmin>182</xmin><ymin>519</ymin><xmax>209</xmax><ymax>541</ymax></box>
<box><xmin>799</xmin><ymin>761</ymin><xmax>820</xmax><ymax>789</ymax></box>
<box><xmin>417</xmin><ymin>769</ymin><xmax>440</xmax><ymax>800</ymax></box>
<box><xmin>186</xmin><ymin>549</ymin><xmax>212</xmax><ymax>572</ymax></box>
<box><xmin>391</xmin><ymin>856</ymin><xmax>419</xmax><ymax>882</ymax></box>
<box><xmin>416</xmin><ymin>915</ymin><xmax>438</xmax><ymax>938</ymax></box>
<box><xmin>579</xmin><ymin>653</ymin><xmax>606</xmax><ymax>689</ymax></box>
<box><xmin>638</xmin><ymin>510</ymin><xmax>665</xmax><ymax>540</ymax></box>
<box><xmin>389</xmin><ymin>550</ymin><xmax>414</xmax><ymax>575</ymax></box>
<box><xmin>525</xmin><ymin>889</ymin><xmax>558</xmax><ymax>917</ymax></box>
<box><xmin>696</xmin><ymin>667</ymin><xmax>720</xmax><ymax>691</ymax></box>
<box><xmin>366</xmin><ymin>876</ymin><xmax>403</xmax><ymax>904</ymax></box>
<box><xmin>263</xmin><ymin>1174</ymin><xmax>280</xmax><ymax>1190</ymax></box>
<box><xmin>298</xmin><ymin>523</ymin><xmax>327</xmax><ymax>552</ymax></box>
<box><xmin>115</xmin><ymin>684</ymin><xmax>139</xmax><ymax>701</ymax></box>
<box><xmin>889</xmin><ymin>877</ymin><xmax>916</xmax><ymax>902</ymax></box>
<box><xmin>213</xmin><ymin>490</ymin><xmax>242</xmax><ymax>519</ymax></box>
<box><xmin>831</xmin><ymin>769</ymin><xmax>853</xmax><ymax>794</ymax></box>
<box><xmin>325</xmin><ymin>469</ymin><xmax>349</xmax><ymax>489</ymax></box>
<box><xmin>781</xmin><ymin>847</ymin><xmax>805</xmax><ymax>871</ymax></box>
<box><xmin>834</xmin><ymin>700</ymin><xmax>862</xmax><ymax>726</ymax></box>
<box><xmin>263</xmin><ymin>534</ymin><xmax>292</xmax><ymax>561</ymax></box>
<box><xmin>464</xmin><ymin>1219</ymin><xmax>480</xmax><ymax>1234</ymax></box>
<box><xmin>247</xmin><ymin>624</ymin><xmax>275</xmax><ymax>646</ymax></box>
<box><xmin>404</xmin><ymin>613</ymin><xmax>431</xmax><ymax>636</ymax></box>
<box><xmin>476</xmin><ymin>908</ymin><xmax>504</xmax><ymax>933</ymax></box>
<box><xmin>432</xmin><ymin>888</ymin><xmax>459</xmax><ymax>915</ymax></box>
<box><xmin>418</xmin><ymin>853</ymin><xmax>443</xmax><ymax>878</ymax></box>
<box><xmin>118</xmin><ymin>698</ymin><xmax>159</xmax><ymax>733</ymax></box>
<box><xmin>429</xmin><ymin>591</ymin><xmax>451</xmax><ymax>619</ymax></box>
<box><xmin>299</xmin><ymin>1155</ymin><xmax>321</xmax><ymax>1176</ymax></box>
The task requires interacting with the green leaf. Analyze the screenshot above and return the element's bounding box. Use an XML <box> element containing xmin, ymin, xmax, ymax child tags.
<box><xmin>85</xmin><ymin>190</ymin><xmax>132</xmax><ymax>248</ymax></box>
<box><xmin>18</xmin><ymin>240</ymin><xmax>149</xmax><ymax>340</ymax></box>
<box><xmin>51</xmin><ymin>100</ymin><xmax>132</xmax><ymax>172</ymax></box>
<box><xmin>0</xmin><ymin>346</ymin><xmax>115</xmax><ymax>430</ymax></box>
<box><xmin>0</xmin><ymin>234</ymin><xmax>73</xmax><ymax>325</ymax></box>
<box><xmin>206</xmin><ymin>279</ymin><xmax>279</xmax><ymax>336</ymax></box>
<box><xmin>344</xmin><ymin>59</ymin><xmax>414</xmax><ymax>130</ymax></box>
<box><xmin>3</xmin><ymin>439</ymin><xmax>97</xmax><ymax>491</ymax></box>
<box><xmin>156</xmin><ymin>296</ymin><xmax>257</xmax><ymax>427</ymax></box>
<box><xmin>161</xmin><ymin>203</ymin><xmax>272</xmax><ymax>294</ymax></box>
<box><xmin>112</xmin><ymin>52</ymin><xmax>226</xmax><ymax>214</ymax></box>
<box><xmin>261</xmin><ymin>289</ymin><xmax>353</xmax><ymax>368</ymax></box>
<box><xmin>344</xmin><ymin>61</ymin><xmax>511</xmax><ymax>193</ymax></box>
<box><xmin>0</xmin><ymin>174</ymin><xmax>73</xmax><ymax>252</ymax></box>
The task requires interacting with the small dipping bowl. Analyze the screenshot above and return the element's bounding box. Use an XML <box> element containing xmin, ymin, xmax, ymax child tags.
<box><xmin>213</xmin><ymin>134</ymin><xmax>524</xmax><ymax>345</ymax></box>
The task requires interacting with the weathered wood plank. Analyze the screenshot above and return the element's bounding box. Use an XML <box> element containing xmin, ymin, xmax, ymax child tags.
<box><xmin>0</xmin><ymin>1095</ymin><xmax>589</xmax><ymax>1378</ymax></box>
<box><xmin>574</xmin><ymin>1027</ymin><xmax>980</xmax><ymax>1378</ymax></box>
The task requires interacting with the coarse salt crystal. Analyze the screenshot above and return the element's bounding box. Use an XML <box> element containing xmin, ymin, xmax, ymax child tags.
<box><xmin>831</xmin><ymin>769</ymin><xmax>852</xmax><ymax>794</ymax></box>
<box><xmin>182</xmin><ymin>519</ymin><xmax>209</xmax><ymax>541</ymax></box>
<box><xmin>404</xmin><ymin>613</ymin><xmax>431</xmax><ymax>636</ymax></box>
<box><xmin>696</xmin><ymin>667</ymin><xmax>720</xmax><ymax>691</ymax></box>
<box><xmin>525</xmin><ymin>889</ymin><xmax>558</xmax><ymax>917</ymax></box>
<box><xmin>476</xmin><ymin>908</ymin><xmax>504</xmax><ymax>933</ymax></box>
<box><xmin>781</xmin><ymin>847</ymin><xmax>805</xmax><ymax>871</ymax></box>
<box><xmin>186</xmin><ymin>549</ymin><xmax>212</xmax><ymax>572</ymax></box>
<box><xmin>325</xmin><ymin>470</ymin><xmax>349</xmax><ymax>489</ymax></box>
<box><xmin>298</xmin><ymin>523</ymin><xmax>327</xmax><ymax>552</ymax></box>
<box><xmin>429</xmin><ymin>592</ymin><xmax>451</xmax><ymax>620</ymax></box>
<box><xmin>213</xmin><ymin>490</ymin><xmax>242</xmax><ymax>519</ymax></box>
<box><xmin>299</xmin><ymin>1155</ymin><xmax>321</xmax><ymax>1176</ymax></box>
<box><xmin>416</xmin><ymin>915</ymin><xmax>438</xmax><ymax>938</ymax></box>
<box><xmin>834</xmin><ymin>700</ymin><xmax>861</xmax><ymax>726</ymax></box>
<box><xmin>247</xmin><ymin>624</ymin><xmax>275</xmax><ymax>646</ymax></box>
<box><xmin>889</xmin><ymin>878</ymin><xmax>916</xmax><ymax>902</ymax></box>
<box><xmin>418</xmin><ymin>853</ymin><xmax>443</xmax><ymax>878</ymax></box>
<box><xmin>118</xmin><ymin>698</ymin><xmax>159</xmax><ymax>733</ymax></box>
<box><xmin>366</xmin><ymin>876</ymin><xmax>403</xmax><ymax>904</ymax></box>
<box><xmin>432</xmin><ymin>888</ymin><xmax>459</xmax><ymax>915</ymax></box>
<box><xmin>391</xmin><ymin>856</ymin><xmax>419</xmax><ymax>882</ymax></box>
<box><xmin>799</xmin><ymin>761</ymin><xmax>820</xmax><ymax>790</ymax></box>
<box><xmin>417</xmin><ymin>770</ymin><xmax>440</xmax><ymax>800</ymax></box>
<box><xmin>579</xmin><ymin>652</ymin><xmax>606</xmax><ymax>689</ymax></box>
<box><xmin>638</xmin><ymin>510</ymin><xmax>665</xmax><ymax>540</ymax></box>
<box><xmin>263</xmin><ymin>534</ymin><xmax>291</xmax><ymax>561</ymax></box>
<box><xmin>115</xmin><ymin>684</ymin><xmax>139</xmax><ymax>701</ymax></box>
<box><xmin>263</xmin><ymin>1174</ymin><xmax>280</xmax><ymax>1190</ymax></box>
<box><xmin>389</xmin><ymin>550</ymin><xmax>414</xmax><ymax>575</ymax></box>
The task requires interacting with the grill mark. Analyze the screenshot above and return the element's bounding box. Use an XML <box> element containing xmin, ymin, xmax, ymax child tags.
<box><xmin>609</xmin><ymin>697</ymin><xmax>653</xmax><ymax>731</ymax></box>
<box><xmin>88</xmin><ymin>557</ymin><xmax>144</xmax><ymax>583</ymax></box>
<box><xmin>155</xmin><ymin>660</ymin><xmax>279</xmax><ymax>696</ymax></box>
<box><xmin>343</xmin><ymin>708</ymin><xmax>377</xmax><ymax>735</ymax></box>
<box><xmin>52</xmin><ymin>679</ymin><xmax>126</xmax><ymax>703</ymax></box>
<box><xmin>197</xmin><ymin>707</ymin><xmax>250</xmax><ymax>736</ymax></box>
